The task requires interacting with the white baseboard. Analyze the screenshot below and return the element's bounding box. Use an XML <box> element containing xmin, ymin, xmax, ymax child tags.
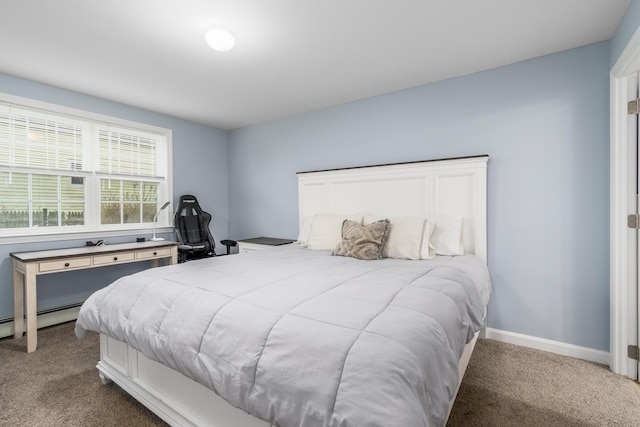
<box><xmin>485</xmin><ymin>328</ymin><xmax>610</xmax><ymax>366</ymax></box>
<box><xmin>0</xmin><ymin>306</ymin><xmax>81</xmax><ymax>340</ymax></box>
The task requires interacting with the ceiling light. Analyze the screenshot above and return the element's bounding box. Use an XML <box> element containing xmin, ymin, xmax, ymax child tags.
<box><xmin>205</xmin><ymin>28</ymin><xmax>235</xmax><ymax>52</ymax></box>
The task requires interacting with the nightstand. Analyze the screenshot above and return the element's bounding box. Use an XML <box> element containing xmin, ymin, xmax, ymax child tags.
<box><xmin>237</xmin><ymin>237</ymin><xmax>295</xmax><ymax>254</ymax></box>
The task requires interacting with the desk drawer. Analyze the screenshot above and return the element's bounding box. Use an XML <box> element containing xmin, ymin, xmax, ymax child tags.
<box><xmin>136</xmin><ymin>247</ymin><xmax>172</xmax><ymax>260</ymax></box>
<box><xmin>39</xmin><ymin>257</ymin><xmax>92</xmax><ymax>273</ymax></box>
<box><xmin>93</xmin><ymin>252</ymin><xmax>136</xmax><ymax>266</ymax></box>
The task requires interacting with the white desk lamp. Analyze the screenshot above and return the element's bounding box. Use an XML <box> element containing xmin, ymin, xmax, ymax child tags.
<box><xmin>151</xmin><ymin>201</ymin><xmax>170</xmax><ymax>241</ymax></box>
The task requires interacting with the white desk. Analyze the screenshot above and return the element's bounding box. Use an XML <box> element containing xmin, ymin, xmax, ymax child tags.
<box><xmin>11</xmin><ymin>241</ymin><xmax>178</xmax><ymax>353</ymax></box>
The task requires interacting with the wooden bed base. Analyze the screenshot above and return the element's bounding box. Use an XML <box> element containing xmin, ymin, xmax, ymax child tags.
<box><xmin>97</xmin><ymin>331</ymin><xmax>480</xmax><ymax>427</ymax></box>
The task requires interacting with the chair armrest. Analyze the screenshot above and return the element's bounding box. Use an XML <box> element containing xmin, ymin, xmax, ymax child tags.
<box><xmin>220</xmin><ymin>239</ymin><xmax>237</xmax><ymax>255</ymax></box>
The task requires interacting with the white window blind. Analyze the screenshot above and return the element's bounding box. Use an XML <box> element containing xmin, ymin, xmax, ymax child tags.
<box><xmin>0</xmin><ymin>105</ymin><xmax>85</xmax><ymax>174</ymax></box>
<box><xmin>98</xmin><ymin>127</ymin><xmax>162</xmax><ymax>178</ymax></box>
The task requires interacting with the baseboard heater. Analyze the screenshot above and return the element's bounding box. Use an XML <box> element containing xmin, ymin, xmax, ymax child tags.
<box><xmin>0</xmin><ymin>303</ymin><xmax>82</xmax><ymax>339</ymax></box>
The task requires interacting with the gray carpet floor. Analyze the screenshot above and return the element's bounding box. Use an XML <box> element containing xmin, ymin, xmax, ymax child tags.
<box><xmin>447</xmin><ymin>336</ymin><xmax>640</xmax><ymax>426</ymax></box>
<box><xmin>1</xmin><ymin>322</ymin><xmax>639</xmax><ymax>426</ymax></box>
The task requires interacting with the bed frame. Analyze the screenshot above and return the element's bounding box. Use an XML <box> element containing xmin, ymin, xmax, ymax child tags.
<box><xmin>96</xmin><ymin>155</ymin><xmax>489</xmax><ymax>427</ymax></box>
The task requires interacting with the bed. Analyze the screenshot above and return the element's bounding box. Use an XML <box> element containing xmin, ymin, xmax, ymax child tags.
<box><xmin>75</xmin><ymin>155</ymin><xmax>490</xmax><ymax>427</ymax></box>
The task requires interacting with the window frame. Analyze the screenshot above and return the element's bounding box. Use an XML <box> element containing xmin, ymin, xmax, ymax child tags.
<box><xmin>0</xmin><ymin>92</ymin><xmax>173</xmax><ymax>245</ymax></box>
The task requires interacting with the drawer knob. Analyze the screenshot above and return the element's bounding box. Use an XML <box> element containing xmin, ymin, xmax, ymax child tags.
<box><xmin>64</xmin><ymin>262</ymin><xmax>70</xmax><ymax>267</ymax></box>
<box><xmin>153</xmin><ymin>252</ymin><xmax>157</xmax><ymax>256</ymax></box>
<box><xmin>113</xmin><ymin>256</ymin><xmax>118</xmax><ymax>261</ymax></box>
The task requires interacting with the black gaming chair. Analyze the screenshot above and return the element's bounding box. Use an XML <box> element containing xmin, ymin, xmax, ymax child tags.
<box><xmin>174</xmin><ymin>194</ymin><xmax>236</xmax><ymax>262</ymax></box>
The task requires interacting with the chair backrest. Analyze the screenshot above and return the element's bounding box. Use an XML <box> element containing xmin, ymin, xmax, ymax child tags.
<box><xmin>174</xmin><ymin>195</ymin><xmax>216</xmax><ymax>258</ymax></box>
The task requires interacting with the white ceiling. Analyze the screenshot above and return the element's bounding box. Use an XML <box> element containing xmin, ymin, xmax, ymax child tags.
<box><xmin>0</xmin><ymin>1</ymin><xmax>631</xmax><ymax>130</ymax></box>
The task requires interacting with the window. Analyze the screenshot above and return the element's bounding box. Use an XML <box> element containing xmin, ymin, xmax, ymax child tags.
<box><xmin>97</xmin><ymin>127</ymin><xmax>165</xmax><ymax>225</ymax></box>
<box><xmin>0</xmin><ymin>96</ymin><xmax>172</xmax><ymax>240</ymax></box>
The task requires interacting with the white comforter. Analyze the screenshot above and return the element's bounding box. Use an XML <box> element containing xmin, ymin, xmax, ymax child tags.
<box><xmin>76</xmin><ymin>244</ymin><xmax>491</xmax><ymax>427</ymax></box>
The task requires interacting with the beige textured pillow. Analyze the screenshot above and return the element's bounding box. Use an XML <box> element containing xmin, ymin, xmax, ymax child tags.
<box><xmin>333</xmin><ymin>219</ymin><xmax>390</xmax><ymax>260</ymax></box>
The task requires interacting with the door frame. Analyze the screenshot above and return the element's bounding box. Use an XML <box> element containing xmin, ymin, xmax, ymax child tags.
<box><xmin>611</xmin><ymin>26</ymin><xmax>640</xmax><ymax>378</ymax></box>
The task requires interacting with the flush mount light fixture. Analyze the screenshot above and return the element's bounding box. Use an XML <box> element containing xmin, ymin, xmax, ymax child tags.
<box><xmin>205</xmin><ymin>28</ymin><xmax>235</xmax><ymax>52</ymax></box>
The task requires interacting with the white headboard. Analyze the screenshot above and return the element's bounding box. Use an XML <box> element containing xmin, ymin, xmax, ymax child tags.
<box><xmin>297</xmin><ymin>156</ymin><xmax>489</xmax><ymax>262</ymax></box>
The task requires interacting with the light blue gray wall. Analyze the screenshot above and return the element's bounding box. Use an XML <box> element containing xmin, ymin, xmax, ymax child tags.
<box><xmin>611</xmin><ymin>0</ymin><xmax>640</xmax><ymax>66</ymax></box>
<box><xmin>229</xmin><ymin>42</ymin><xmax>611</xmax><ymax>351</ymax></box>
<box><xmin>0</xmin><ymin>73</ymin><xmax>230</xmax><ymax>321</ymax></box>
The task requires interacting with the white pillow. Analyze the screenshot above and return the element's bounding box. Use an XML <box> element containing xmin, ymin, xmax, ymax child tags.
<box><xmin>296</xmin><ymin>215</ymin><xmax>315</xmax><ymax>245</ymax></box>
<box><xmin>428</xmin><ymin>215</ymin><xmax>464</xmax><ymax>256</ymax></box>
<box><xmin>363</xmin><ymin>215</ymin><xmax>434</xmax><ymax>260</ymax></box>
<box><xmin>305</xmin><ymin>213</ymin><xmax>364</xmax><ymax>250</ymax></box>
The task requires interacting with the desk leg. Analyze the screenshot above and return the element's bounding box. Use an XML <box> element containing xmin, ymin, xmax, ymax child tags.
<box><xmin>24</xmin><ymin>263</ymin><xmax>37</xmax><ymax>353</ymax></box>
<box><xmin>13</xmin><ymin>260</ymin><xmax>24</xmax><ymax>338</ymax></box>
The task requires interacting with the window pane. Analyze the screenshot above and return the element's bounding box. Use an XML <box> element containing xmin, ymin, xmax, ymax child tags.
<box><xmin>0</xmin><ymin>172</ymin><xmax>30</xmax><ymax>228</ymax></box>
<box><xmin>0</xmin><ymin>172</ymin><xmax>28</xmax><ymax>200</ymax></box>
<box><xmin>123</xmin><ymin>180</ymin><xmax>142</xmax><ymax>223</ymax></box>
<box><xmin>100</xmin><ymin>178</ymin><xmax>123</xmax><ymax>224</ymax></box>
<box><xmin>31</xmin><ymin>174</ymin><xmax>59</xmax><ymax>201</ymax></box>
<box><xmin>0</xmin><ymin>201</ymin><xmax>29</xmax><ymax>228</ymax></box>
<box><xmin>61</xmin><ymin>202</ymin><xmax>84</xmax><ymax>226</ymax></box>
<box><xmin>123</xmin><ymin>202</ymin><xmax>141</xmax><ymax>223</ymax></box>
<box><xmin>61</xmin><ymin>175</ymin><xmax>84</xmax><ymax>200</ymax></box>
<box><xmin>100</xmin><ymin>179</ymin><xmax>121</xmax><ymax>201</ymax></box>
<box><xmin>122</xmin><ymin>180</ymin><xmax>141</xmax><ymax>202</ymax></box>
<box><xmin>101</xmin><ymin>202</ymin><xmax>121</xmax><ymax>225</ymax></box>
<box><xmin>32</xmin><ymin>202</ymin><xmax>59</xmax><ymax>227</ymax></box>
<box><xmin>142</xmin><ymin>203</ymin><xmax>156</xmax><ymax>222</ymax></box>
<box><xmin>60</xmin><ymin>176</ymin><xmax>84</xmax><ymax>226</ymax></box>
<box><xmin>142</xmin><ymin>182</ymin><xmax>159</xmax><ymax>222</ymax></box>
<box><xmin>142</xmin><ymin>182</ymin><xmax>158</xmax><ymax>203</ymax></box>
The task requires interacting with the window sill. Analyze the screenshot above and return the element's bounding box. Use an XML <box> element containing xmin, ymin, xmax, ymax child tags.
<box><xmin>0</xmin><ymin>226</ymin><xmax>175</xmax><ymax>246</ymax></box>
